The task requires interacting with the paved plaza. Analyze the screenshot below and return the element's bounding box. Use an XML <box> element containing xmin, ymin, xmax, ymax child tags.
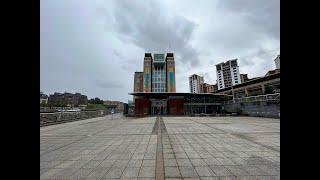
<box><xmin>40</xmin><ymin>115</ymin><xmax>280</xmax><ymax>180</ymax></box>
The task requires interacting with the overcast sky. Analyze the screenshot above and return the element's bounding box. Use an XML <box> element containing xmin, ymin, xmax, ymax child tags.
<box><xmin>40</xmin><ymin>0</ymin><xmax>280</xmax><ymax>102</ymax></box>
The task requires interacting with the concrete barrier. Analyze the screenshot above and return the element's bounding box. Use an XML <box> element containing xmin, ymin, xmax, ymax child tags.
<box><xmin>40</xmin><ymin>110</ymin><xmax>107</xmax><ymax>126</ymax></box>
<box><xmin>224</xmin><ymin>101</ymin><xmax>280</xmax><ymax>118</ymax></box>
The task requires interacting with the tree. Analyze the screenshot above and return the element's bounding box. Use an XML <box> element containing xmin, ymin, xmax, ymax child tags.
<box><xmin>88</xmin><ymin>97</ymin><xmax>104</xmax><ymax>104</ymax></box>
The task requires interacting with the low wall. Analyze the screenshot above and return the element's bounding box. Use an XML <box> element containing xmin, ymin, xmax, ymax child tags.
<box><xmin>224</xmin><ymin>101</ymin><xmax>280</xmax><ymax>118</ymax></box>
<box><xmin>40</xmin><ymin>110</ymin><xmax>107</xmax><ymax>126</ymax></box>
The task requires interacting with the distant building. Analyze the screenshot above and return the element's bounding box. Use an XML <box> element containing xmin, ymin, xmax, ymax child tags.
<box><xmin>200</xmin><ymin>83</ymin><xmax>209</xmax><ymax>93</ymax></box>
<box><xmin>104</xmin><ymin>100</ymin><xmax>124</xmax><ymax>112</ymax></box>
<box><xmin>274</xmin><ymin>55</ymin><xmax>280</xmax><ymax>69</ymax></box>
<box><xmin>40</xmin><ymin>92</ymin><xmax>48</xmax><ymax>104</ymax></box>
<box><xmin>216</xmin><ymin>59</ymin><xmax>241</xmax><ymax>90</ymax></box>
<box><xmin>265</xmin><ymin>69</ymin><xmax>280</xmax><ymax>76</ymax></box>
<box><xmin>207</xmin><ymin>84</ymin><xmax>217</xmax><ymax>93</ymax></box>
<box><xmin>240</xmin><ymin>74</ymin><xmax>249</xmax><ymax>83</ymax></box>
<box><xmin>189</xmin><ymin>74</ymin><xmax>204</xmax><ymax>93</ymax></box>
<box><xmin>215</xmin><ymin>71</ymin><xmax>280</xmax><ymax>98</ymax></box>
<box><xmin>48</xmin><ymin>92</ymin><xmax>88</xmax><ymax>106</ymax></box>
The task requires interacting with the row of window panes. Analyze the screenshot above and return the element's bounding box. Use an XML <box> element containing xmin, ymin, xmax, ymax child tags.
<box><xmin>153</xmin><ymin>88</ymin><xmax>166</xmax><ymax>92</ymax></box>
<box><xmin>152</xmin><ymin>83</ymin><xmax>166</xmax><ymax>88</ymax></box>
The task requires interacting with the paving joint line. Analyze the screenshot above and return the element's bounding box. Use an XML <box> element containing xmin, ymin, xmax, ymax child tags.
<box><xmin>155</xmin><ymin>116</ymin><xmax>165</xmax><ymax>180</ymax></box>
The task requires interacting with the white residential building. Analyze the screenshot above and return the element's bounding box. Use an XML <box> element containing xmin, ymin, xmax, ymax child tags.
<box><xmin>216</xmin><ymin>59</ymin><xmax>241</xmax><ymax>90</ymax></box>
<box><xmin>189</xmin><ymin>74</ymin><xmax>204</xmax><ymax>93</ymax></box>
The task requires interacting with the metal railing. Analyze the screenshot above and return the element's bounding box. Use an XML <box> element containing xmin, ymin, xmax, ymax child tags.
<box><xmin>224</xmin><ymin>93</ymin><xmax>280</xmax><ymax>104</ymax></box>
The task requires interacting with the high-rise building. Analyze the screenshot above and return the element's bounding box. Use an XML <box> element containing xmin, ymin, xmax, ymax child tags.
<box><xmin>274</xmin><ymin>55</ymin><xmax>280</xmax><ymax>69</ymax></box>
<box><xmin>240</xmin><ymin>74</ymin><xmax>249</xmax><ymax>83</ymax></box>
<box><xmin>143</xmin><ymin>53</ymin><xmax>176</xmax><ymax>93</ymax></box>
<box><xmin>134</xmin><ymin>72</ymin><xmax>143</xmax><ymax>92</ymax></box>
<box><xmin>216</xmin><ymin>59</ymin><xmax>241</xmax><ymax>90</ymax></box>
<box><xmin>189</xmin><ymin>74</ymin><xmax>204</xmax><ymax>93</ymax></box>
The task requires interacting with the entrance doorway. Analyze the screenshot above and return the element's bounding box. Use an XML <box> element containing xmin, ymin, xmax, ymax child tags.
<box><xmin>151</xmin><ymin>99</ymin><xmax>167</xmax><ymax>115</ymax></box>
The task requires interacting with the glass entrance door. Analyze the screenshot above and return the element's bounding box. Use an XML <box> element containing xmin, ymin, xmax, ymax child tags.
<box><xmin>151</xmin><ymin>99</ymin><xmax>167</xmax><ymax>115</ymax></box>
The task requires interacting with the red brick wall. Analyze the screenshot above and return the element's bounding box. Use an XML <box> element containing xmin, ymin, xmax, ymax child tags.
<box><xmin>134</xmin><ymin>98</ymin><xmax>150</xmax><ymax>116</ymax></box>
<box><xmin>168</xmin><ymin>99</ymin><xmax>184</xmax><ymax>115</ymax></box>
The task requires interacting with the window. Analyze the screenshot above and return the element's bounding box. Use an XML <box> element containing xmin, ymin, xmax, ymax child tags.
<box><xmin>235</xmin><ymin>81</ymin><xmax>238</xmax><ymax>83</ymax></box>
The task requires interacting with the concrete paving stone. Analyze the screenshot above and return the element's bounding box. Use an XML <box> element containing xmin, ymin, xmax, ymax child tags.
<box><xmin>164</xmin><ymin>153</ymin><xmax>175</xmax><ymax>159</ymax></box>
<box><xmin>175</xmin><ymin>153</ymin><xmax>188</xmax><ymax>159</ymax></box>
<box><xmin>195</xmin><ymin>166</ymin><xmax>216</xmax><ymax>177</ymax></box>
<box><xmin>184</xmin><ymin>178</ymin><xmax>201</xmax><ymax>180</ymax></box>
<box><xmin>103</xmin><ymin>166</ymin><xmax>126</xmax><ymax>178</ymax></box>
<box><xmin>180</xmin><ymin>166</ymin><xmax>199</xmax><ymax>178</ymax></box>
<box><xmin>141</xmin><ymin>159</ymin><xmax>155</xmax><ymax>167</ymax></box>
<box><xmin>190</xmin><ymin>159</ymin><xmax>207</xmax><ymax>166</ymax></box>
<box><xmin>217</xmin><ymin>176</ymin><xmax>238</xmax><ymax>180</ymax></box>
<box><xmin>138</xmin><ymin>166</ymin><xmax>155</xmax><ymax>178</ymax></box>
<box><xmin>177</xmin><ymin>158</ymin><xmax>193</xmax><ymax>167</ymax></box>
<box><xmin>210</xmin><ymin>165</ymin><xmax>234</xmax><ymax>176</ymax></box>
<box><xmin>49</xmin><ymin>168</ymin><xmax>77</xmax><ymax>179</ymax></box>
<box><xmin>164</xmin><ymin>159</ymin><xmax>178</xmax><ymax>167</ymax></box>
<box><xmin>127</xmin><ymin>159</ymin><xmax>143</xmax><ymax>167</ymax></box>
<box><xmin>163</xmin><ymin>148</ymin><xmax>174</xmax><ymax>154</ymax></box>
<box><xmin>203</xmin><ymin>158</ymin><xmax>222</xmax><ymax>166</ymax></box>
<box><xmin>216</xmin><ymin>157</ymin><xmax>236</xmax><ymax>165</ymax></box>
<box><xmin>68</xmin><ymin>168</ymin><xmax>94</xmax><ymax>179</ymax></box>
<box><xmin>113</xmin><ymin>159</ymin><xmax>130</xmax><ymax>167</ymax></box>
<box><xmin>229</xmin><ymin>157</ymin><xmax>246</xmax><ymax>165</ymax></box>
<box><xmin>165</xmin><ymin>166</ymin><xmax>181</xmax><ymax>178</ymax></box>
<box><xmin>86</xmin><ymin>166</ymin><xmax>111</xmax><ymax>179</ymax></box>
<box><xmin>242</xmin><ymin>165</ymin><xmax>269</xmax><ymax>176</ymax></box>
<box><xmin>225</xmin><ymin>166</ymin><xmax>250</xmax><ymax>176</ymax></box>
<box><xmin>132</xmin><ymin>153</ymin><xmax>145</xmax><ymax>160</ymax></box>
<box><xmin>200</xmin><ymin>177</ymin><xmax>219</xmax><ymax>180</ymax></box>
<box><xmin>121</xmin><ymin>167</ymin><xmax>140</xmax><ymax>178</ymax></box>
<box><xmin>40</xmin><ymin>161</ymin><xmax>63</xmax><ymax>169</ymax></box>
<box><xmin>143</xmin><ymin>153</ymin><xmax>156</xmax><ymax>159</ymax></box>
<box><xmin>40</xmin><ymin>168</ymin><xmax>62</xmax><ymax>179</ymax></box>
<box><xmin>256</xmin><ymin>165</ymin><xmax>280</xmax><ymax>176</ymax></box>
<box><xmin>100</xmin><ymin>159</ymin><xmax>116</xmax><ymax>167</ymax></box>
<box><xmin>81</xmin><ymin>160</ymin><xmax>102</xmax><ymax>169</ymax></box>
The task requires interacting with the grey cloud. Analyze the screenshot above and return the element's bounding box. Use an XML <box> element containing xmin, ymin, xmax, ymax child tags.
<box><xmin>110</xmin><ymin>0</ymin><xmax>200</xmax><ymax>66</ymax></box>
<box><xmin>217</xmin><ymin>0</ymin><xmax>279</xmax><ymax>39</ymax></box>
<box><xmin>96</xmin><ymin>80</ymin><xmax>123</xmax><ymax>89</ymax></box>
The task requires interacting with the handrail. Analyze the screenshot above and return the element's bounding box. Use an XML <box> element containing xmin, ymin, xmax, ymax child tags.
<box><xmin>224</xmin><ymin>93</ymin><xmax>280</xmax><ymax>104</ymax></box>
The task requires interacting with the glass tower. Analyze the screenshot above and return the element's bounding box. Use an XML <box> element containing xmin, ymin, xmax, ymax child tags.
<box><xmin>152</xmin><ymin>54</ymin><xmax>166</xmax><ymax>92</ymax></box>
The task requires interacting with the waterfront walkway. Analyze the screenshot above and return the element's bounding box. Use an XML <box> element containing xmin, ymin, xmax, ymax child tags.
<box><xmin>41</xmin><ymin>115</ymin><xmax>280</xmax><ymax>180</ymax></box>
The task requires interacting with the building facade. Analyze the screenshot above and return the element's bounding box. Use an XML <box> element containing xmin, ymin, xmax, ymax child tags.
<box><xmin>216</xmin><ymin>59</ymin><xmax>241</xmax><ymax>90</ymax></box>
<box><xmin>189</xmin><ymin>74</ymin><xmax>204</xmax><ymax>93</ymax></box>
<box><xmin>215</xmin><ymin>72</ymin><xmax>280</xmax><ymax>98</ymax></box>
<box><xmin>104</xmin><ymin>100</ymin><xmax>124</xmax><ymax>113</ymax></box>
<box><xmin>207</xmin><ymin>84</ymin><xmax>217</xmax><ymax>93</ymax></box>
<box><xmin>48</xmin><ymin>92</ymin><xmax>88</xmax><ymax>106</ymax></box>
<box><xmin>134</xmin><ymin>72</ymin><xmax>143</xmax><ymax>92</ymax></box>
<box><xmin>274</xmin><ymin>55</ymin><xmax>280</xmax><ymax>69</ymax></box>
<box><xmin>40</xmin><ymin>92</ymin><xmax>48</xmax><ymax>104</ymax></box>
<box><xmin>143</xmin><ymin>53</ymin><xmax>176</xmax><ymax>93</ymax></box>
<box><xmin>240</xmin><ymin>74</ymin><xmax>249</xmax><ymax>83</ymax></box>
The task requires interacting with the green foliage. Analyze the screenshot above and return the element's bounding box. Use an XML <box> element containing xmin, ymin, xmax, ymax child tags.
<box><xmin>88</xmin><ymin>97</ymin><xmax>104</xmax><ymax>104</ymax></box>
<box><xmin>86</xmin><ymin>104</ymin><xmax>107</xmax><ymax>110</ymax></box>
